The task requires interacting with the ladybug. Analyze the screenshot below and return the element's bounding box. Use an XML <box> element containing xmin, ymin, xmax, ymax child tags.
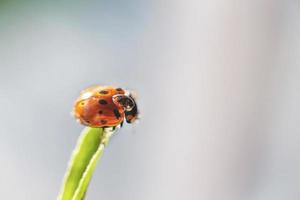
<box><xmin>73</xmin><ymin>86</ymin><xmax>139</xmax><ymax>128</ymax></box>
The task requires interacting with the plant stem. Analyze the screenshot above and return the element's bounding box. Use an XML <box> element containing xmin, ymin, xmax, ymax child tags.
<box><xmin>58</xmin><ymin>127</ymin><xmax>114</xmax><ymax>200</ymax></box>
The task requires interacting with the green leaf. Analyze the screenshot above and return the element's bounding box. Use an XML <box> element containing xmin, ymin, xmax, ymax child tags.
<box><xmin>57</xmin><ymin>127</ymin><xmax>111</xmax><ymax>200</ymax></box>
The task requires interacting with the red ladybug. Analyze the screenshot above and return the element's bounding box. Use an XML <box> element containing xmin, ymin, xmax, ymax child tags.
<box><xmin>73</xmin><ymin>86</ymin><xmax>138</xmax><ymax>128</ymax></box>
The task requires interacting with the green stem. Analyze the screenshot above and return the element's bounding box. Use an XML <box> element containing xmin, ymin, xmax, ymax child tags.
<box><xmin>57</xmin><ymin>127</ymin><xmax>114</xmax><ymax>200</ymax></box>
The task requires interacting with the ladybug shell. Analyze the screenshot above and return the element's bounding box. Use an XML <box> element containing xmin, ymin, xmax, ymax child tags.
<box><xmin>73</xmin><ymin>86</ymin><xmax>126</xmax><ymax>127</ymax></box>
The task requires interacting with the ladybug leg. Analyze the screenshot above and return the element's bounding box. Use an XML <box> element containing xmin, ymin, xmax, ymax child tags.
<box><xmin>103</xmin><ymin>126</ymin><xmax>115</xmax><ymax>132</ymax></box>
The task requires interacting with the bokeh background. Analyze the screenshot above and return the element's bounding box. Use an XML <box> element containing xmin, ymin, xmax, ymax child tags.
<box><xmin>0</xmin><ymin>0</ymin><xmax>300</xmax><ymax>199</ymax></box>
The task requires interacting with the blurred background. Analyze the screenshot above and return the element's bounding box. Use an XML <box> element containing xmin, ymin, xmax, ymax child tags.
<box><xmin>0</xmin><ymin>0</ymin><xmax>299</xmax><ymax>199</ymax></box>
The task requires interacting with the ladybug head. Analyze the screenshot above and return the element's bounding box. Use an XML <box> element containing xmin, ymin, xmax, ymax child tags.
<box><xmin>112</xmin><ymin>94</ymin><xmax>135</xmax><ymax>111</ymax></box>
<box><xmin>112</xmin><ymin>93</ymin><xmax>139</xmax><ymax>124</ymax></box>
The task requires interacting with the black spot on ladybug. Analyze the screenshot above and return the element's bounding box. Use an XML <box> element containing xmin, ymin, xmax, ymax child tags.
<box><xmin>116</xmin><ymin>88</ymin><xmax>123</xmax><ymax>92</ymax></box>
<box><xmin>99</xmin><ymin>90</ymin><xmax>109</xmax><ymax>95</ymax></box>
<box><xmin>98</xmin><ymin>110</ymin><xmax>104</xmax><ymax>115</ymax></box>
<box><xmin>86</xmin><ymin>120</ymin><xmax>90</xmax><ymax>123</ymax></box>
<box><xmin>80</xmin><ymin>102</ymin><xmax>85</xmax><ymax>105</ymax></box>
<box><xmin>98</xmin><ymin>99</ymin><xmax>108</xmax><ymax>105</ymax></box>
<box><xmin>101</xmin><ymin>120</ymin><xmax>107</xmax><ymax>124</ymax></box>
<box><xmin>113</xmin><ymin>109</ymin><xmax>121</xmax><ymax>119</ymax></box>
